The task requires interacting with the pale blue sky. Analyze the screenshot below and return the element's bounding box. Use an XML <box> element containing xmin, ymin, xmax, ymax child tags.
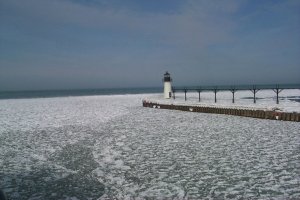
<box><xmin>0</xmin><ymin>0</ymin><xmax>299</xmax><ymax>90</ymax></box>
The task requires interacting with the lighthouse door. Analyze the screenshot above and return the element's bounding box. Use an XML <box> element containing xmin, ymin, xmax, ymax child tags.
<box><xmin>169</xmin><ymin>92</ymin><xmax>171</xmax><ymax>98</ymax></box>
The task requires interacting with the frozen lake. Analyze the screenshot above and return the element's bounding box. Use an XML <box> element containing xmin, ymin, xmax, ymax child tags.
<box><xmin>0</xmin><ymin>94</ymin><xmax>299</xmax><ymax>199</ymax></box>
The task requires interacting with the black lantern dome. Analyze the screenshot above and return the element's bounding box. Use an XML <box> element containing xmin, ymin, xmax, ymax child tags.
<box><xmin>163</xmin><ymin>71</ymin><xmax>172</xmax><ymax>82</ymax></box>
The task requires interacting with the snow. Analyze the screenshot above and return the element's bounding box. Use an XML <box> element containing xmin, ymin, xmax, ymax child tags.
<box><xmin>0</xmin><ymin>93</ymin><xmax>299</xmax><ymax>199</ymax></box>
<box><xmin>145</xmin><ymin>89</ymin><xmax>300</xmax><ymax>113</ymax></box>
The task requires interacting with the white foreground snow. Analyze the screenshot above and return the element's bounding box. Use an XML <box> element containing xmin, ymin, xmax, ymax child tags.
<box><xmin>0</xmin><ymin>93</ymin><xmax>299</xmax><ymax>199</ymax></box>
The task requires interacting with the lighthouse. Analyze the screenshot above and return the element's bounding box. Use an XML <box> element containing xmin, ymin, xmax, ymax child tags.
<box><xmin>163</xmin><ymin>71</ymin><xmax>173</xmax><ymax>99</ymax></box>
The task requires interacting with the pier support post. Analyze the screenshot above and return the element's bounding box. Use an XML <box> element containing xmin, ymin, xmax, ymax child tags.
<box><xmin>230</xmin><ymin>87</ymin><xmax>237</xmax><ymax>103</ymax></box>
<box><xmin>197</xmin><ymin>89</ymin><xmax>202</xmax><ymax>102</ymax></box>
<box><xmin>173</xmin><ymin>90</ymin><xmax>176</xmax><ymax>99</ymax></box>
<box><xmin>272</xmin><ymin>85</ymin><xmax>283</xmax><ymax>104</ymax></box>
<box><xmin>250</xmin><ymin>85</ymin><xmax>260</xmax><ymax>104</ymax></box>
<box><xmin>184</xmin><ymin>89</ymin><xmax>187</xmax><ymax>101</ymax></box>
<box><xmin>213</xmin><ymin>87</ymin><xmax>218</xmax><ymax>103</ymax></box>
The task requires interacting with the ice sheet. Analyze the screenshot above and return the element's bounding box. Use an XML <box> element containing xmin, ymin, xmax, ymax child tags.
<box><xmin>0</xmin><ymin>93</ymin><xmax>299</xmax><ymax>199</ymax></box>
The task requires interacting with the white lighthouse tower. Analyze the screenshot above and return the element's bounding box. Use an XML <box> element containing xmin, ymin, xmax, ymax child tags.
<box><xmin>163</xmin><ymin>71</ymin><xmax>173</xmax><ymax>99</ymax></box>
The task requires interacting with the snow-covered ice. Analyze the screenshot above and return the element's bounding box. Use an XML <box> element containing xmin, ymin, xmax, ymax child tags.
<box><xmin>0</xmin><ymin>93</ymin><xmax>299</xmax><ymax>199</ymax></box>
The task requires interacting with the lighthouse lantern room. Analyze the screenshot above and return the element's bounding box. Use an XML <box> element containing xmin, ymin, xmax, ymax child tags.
<box><xmin>163</xmin><ymin>71</ymin><xmax>173</xmax><ymax>99</ymax></box>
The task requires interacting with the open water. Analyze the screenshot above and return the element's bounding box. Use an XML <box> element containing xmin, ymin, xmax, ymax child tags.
<box><xmin>0</xmin><ymin>88</ymin><xmax>162</xmax><ymax>100</ymax></box>
<box><xmin>0</xmin><ymin>91</ymin><xmax>299</xmax><ymax>199</ymax></box>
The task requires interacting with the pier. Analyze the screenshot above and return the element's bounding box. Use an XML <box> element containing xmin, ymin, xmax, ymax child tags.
<box><xmin>172</xmin><ymin>84</ymin><xmax>300</xmax><ymax>104</ymax></box>
<box><xmin>143</xmin><ymin>101</ymin><xmax>300</xmax><ymax>122</ymax></box>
